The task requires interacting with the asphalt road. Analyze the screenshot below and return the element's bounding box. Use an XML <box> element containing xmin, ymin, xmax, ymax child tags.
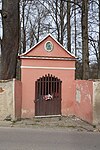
<box><xmin>0</xmin><ymin>127</ymin><xmax>100</xmax><ymax>150</ymax></box>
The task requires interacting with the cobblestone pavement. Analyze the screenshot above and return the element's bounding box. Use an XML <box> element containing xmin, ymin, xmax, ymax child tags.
<box><xmin>0</xmin><ymin>115</ymin><xmax>99</xmax><ymax>132</ymax></box>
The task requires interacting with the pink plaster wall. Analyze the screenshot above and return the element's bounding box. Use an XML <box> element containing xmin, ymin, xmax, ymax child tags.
<box><xmin>20</xmin><ymin>35</ymin><xmax>76</xmax><ymax>118</ymax></box>
<box><xmin>20</xmin><ymin>35</ymin><xmax>94</xmax><ymax>124</ymax></box>
<box><xmin>22</xmin><ymin>59</ymin><xmax>75</xmax><ymax>68</ymax></box>
<box><xmin>74</xmin><ymin>80</ymin><xmax>93</xmax><ymax>123</ymax></box>
<box><xmin>25</xmin><ymin>36</ymin><xmax>74</xmax><ymax>58</ymax></box>
<box><xmin>14</xmin><ymin>80</ymin><xmax>22</xmax><ymax>119</ymax></box>
<box><xmin>21</xmin><ymin>62</ymin><xmax>75</xmax><ymax>118</ymax></box>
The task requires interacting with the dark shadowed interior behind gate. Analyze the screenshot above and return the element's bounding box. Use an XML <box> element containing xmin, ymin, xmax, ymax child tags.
<box><xmin>35</xmin><ymin>74</ymin><xmax>62</xmax><ymax>116</ymax></box>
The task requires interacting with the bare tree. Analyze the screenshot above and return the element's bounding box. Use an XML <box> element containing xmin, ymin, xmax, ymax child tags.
<box><xmin>74</xmin><ymin>0</ymin><xmax>77</xmax><ymax>56</ymax></box>
<box><xmin>1</xmin><ymin>0</ymin><xmax>20</xmax><ymax>80</ymax></box>
<box><xmin>20</xmin><ymin>0</ymin><xmax>51</xmax><ymax>52</ymax></box>
<box><xmin>38</xmin><ymin>0</ymin><xmax>68</xmax><ymax>46</ymax></box>
<box><xmin>81</xmin><ymin>0</ymin><xmax>89</xmax><ymax>79</ymax></box>
<box><xmin>88</xmin><ymin>0</ymin><xmax>99</xmax><ymax>78</ymax></box>
<box><xmin>98</xmin><ymin>0</ymin><xmax>100</xmax><ymax>78</ymax></box>
<box><xmin>67</xmin><ymin>0</ymin><xmax>71</xmax><ymax>52</ymax></box>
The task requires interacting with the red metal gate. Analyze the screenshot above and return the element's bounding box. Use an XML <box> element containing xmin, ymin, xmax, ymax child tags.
<box><xmin>35</xmin><ymin>74</ymin><xmax>62</xmax><ymax>116</ymax></box>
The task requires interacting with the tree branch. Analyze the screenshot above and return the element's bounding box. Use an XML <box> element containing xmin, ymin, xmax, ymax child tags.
<box><xmin>0</xmin><ymin>37</ymin><xmax>2</xmax><ymax>45</ymax></box>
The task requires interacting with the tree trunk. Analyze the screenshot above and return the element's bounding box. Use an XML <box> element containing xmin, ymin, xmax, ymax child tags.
<box><xmin>98</xmin><ymin>0</ymin><xmax>100</xmax><ymax>78</ymax></box>
<box><xmin>22</xmin><ymin>0</ymin><xmax>26</xmax><ymax>53</ymax></box>
<box><xmin>81</xmin><ymin>0</ymin><xmax>89</xmax><ymax>80</ymax></box>
<box><xmin>1</xmin><ymin>0</ymin><xmax>20</xmax><ymax>80</ymax></box>
<box><xmin>74</xmin><ymin>0</ymin><xmax>77</xmax><ymax>56</ymax></box>
<box><xmin>55</xmin><ymin>0</ymin><xmax>60</xmax><ymax>43</ymax></box>
<box><xmin>67</xmin><ymin>0</ymin><xmax>71</xmax><ymax>52</ymax></box>
<box><xmin>60</xmin><ymin>0</ymin><xmax>64</xmax><ymax>45</ymax></box>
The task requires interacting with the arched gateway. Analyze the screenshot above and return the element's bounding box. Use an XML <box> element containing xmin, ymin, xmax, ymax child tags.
<box><xmin>35</xmin><ymin>74</ymin><xmax>62</xmax><ymax>116</ymax></box>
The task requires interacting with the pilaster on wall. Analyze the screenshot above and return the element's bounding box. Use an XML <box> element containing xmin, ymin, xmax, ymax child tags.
<box><xmin>14</xmin><ymin>79</ymin><xmax>22</xmax><ymax>120</ymax></box>
<box><xmin>93</xmin><ymin>81</ymin><xmax>100</xmax><ymax>125</ymax></box>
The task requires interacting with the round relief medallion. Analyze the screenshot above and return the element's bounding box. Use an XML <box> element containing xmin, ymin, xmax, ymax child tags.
<box><xmin>44</xmin><ymin>41</ymin><xmax>53</xmax><ymax>52</ymax></box>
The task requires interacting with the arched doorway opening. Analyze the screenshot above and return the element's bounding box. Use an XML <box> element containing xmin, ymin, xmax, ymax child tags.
<box><xmin>35</xmin><ymin>74</ymin><xmax>62</xmax><ymax>116</ymax></box>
